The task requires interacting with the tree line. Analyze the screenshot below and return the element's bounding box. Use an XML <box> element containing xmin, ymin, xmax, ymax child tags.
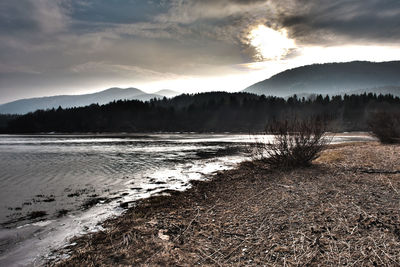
<box><xmin>1</xmin><ymin>92</ymin><xmax>400</xmax><ymax>133</ymax></box>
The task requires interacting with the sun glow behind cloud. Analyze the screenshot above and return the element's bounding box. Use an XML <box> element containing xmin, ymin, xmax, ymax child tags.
<box><xmin>248</xmin><ymin>25</ymin><xmax>296</xmax><ymax>60</ymax></box>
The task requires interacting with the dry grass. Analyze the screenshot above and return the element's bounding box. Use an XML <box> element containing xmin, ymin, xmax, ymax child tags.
<box><xmin>314</xmin><ymin>150</ymin><xmax>344</xmax><ymax>164</ymax></box>
<box><xmin>50</xmin><ymin>142</ymin><xmax>400</xmax><ymax>266</ymax></box>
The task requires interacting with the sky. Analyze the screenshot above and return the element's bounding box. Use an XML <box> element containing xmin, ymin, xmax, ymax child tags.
<box><xmin>0</xmin><ymin>0</ymin><xmax>400</xmax><ymax>104</ymax></box>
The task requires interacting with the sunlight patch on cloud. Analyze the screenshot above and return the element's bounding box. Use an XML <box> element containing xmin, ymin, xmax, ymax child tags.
<box><xmin>247</xmin><ymin>25</ymin><xmax>296</xmax><ymax>61</ymax></box>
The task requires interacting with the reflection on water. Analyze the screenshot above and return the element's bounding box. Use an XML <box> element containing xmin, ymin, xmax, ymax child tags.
<box><xmin>0</xmin><ymin>134</ymin><xmax>253</xmax><ymax>227</ymax></box>
<box><xmin>0</xmin><ymin>133</ymin><xmax>375</xmax><ymax>266</ymax></box>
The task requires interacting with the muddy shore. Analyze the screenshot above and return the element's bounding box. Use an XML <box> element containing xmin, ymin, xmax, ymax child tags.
<box><xmin>51</xmin><ymin>142</ymin><xmax>400</xmax><ymax>266</ymax></box>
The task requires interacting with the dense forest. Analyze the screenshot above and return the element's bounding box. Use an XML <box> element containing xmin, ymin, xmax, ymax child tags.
<box><xmin>0</xmin><ymin>114</ymin><xmax>18</xmax><ymax>130</ymax></box>
<box><xmin>1</xmin><ymin>92</ymin><xmax>400</xmax><ymax>133</ymax></box>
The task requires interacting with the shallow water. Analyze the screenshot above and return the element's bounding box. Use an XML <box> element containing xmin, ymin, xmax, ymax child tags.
<box><xmin>0</xmin><ymin>133</ymin><xmax>375</xmax><ymax>266</ymax></box>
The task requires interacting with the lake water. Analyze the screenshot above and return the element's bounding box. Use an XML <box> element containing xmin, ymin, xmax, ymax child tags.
<box><xmin>0</xmin><ymin>133</ymin><xmax>375</xmax><ymax>266</ymax></box>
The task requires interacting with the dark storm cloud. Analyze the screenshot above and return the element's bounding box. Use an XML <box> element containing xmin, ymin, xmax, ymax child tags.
<box><xmin>0</xmin><ymin>1</ymin><xmax>36</xmax><ymax>33</ymax></box>
<box><xmin>276</xmin><ymin>0</ymin><xmax>400</xmax><ymax>44</ymax></box>
<box><xmin>64</xmin><ymin>0</ymin><xmax>166</xmax><ymax>24</ymax></box>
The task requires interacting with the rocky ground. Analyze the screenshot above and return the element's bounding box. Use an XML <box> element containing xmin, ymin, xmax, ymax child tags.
<box><xmin>51</xmin><ymin>142</ymin><xmax>400</xmax><ymax>266</ymax></box>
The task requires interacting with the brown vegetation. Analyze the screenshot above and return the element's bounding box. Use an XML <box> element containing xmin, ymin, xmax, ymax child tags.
<box><xmin>252</xmin><ymin>117</ymin><xmax>329</xmax><ymax>169</ymax></box>
<box><xmin>368</xmin><ymin>111</ymin><xmax>400</xmax><ymax>144</ymax></box>
<box><xmin>51</xmin><ymin>142</ymin><xmax>400</xmax><ymax>266</ymax></box>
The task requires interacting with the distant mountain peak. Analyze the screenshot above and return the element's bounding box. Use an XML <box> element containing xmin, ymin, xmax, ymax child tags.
<box><xmin>0</xmin><ymin>87</ymin><xmax>175</xmax><ymax>115</ymax></box>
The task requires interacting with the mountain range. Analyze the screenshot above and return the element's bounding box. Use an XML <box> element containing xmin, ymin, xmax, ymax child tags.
<box><xmin>2</xmin><ymin>60</ymin><xmax>400</xmax><ymax>115</ymax></box>
<box><xmin>0</xmin><ymin>88</ymin><xmax>180</xmax><ymax>114</ymax></box>
<box><xmin>244</xmin><ymin>61</ymin><xmax>400</xmax><ymax>97</ymax></box>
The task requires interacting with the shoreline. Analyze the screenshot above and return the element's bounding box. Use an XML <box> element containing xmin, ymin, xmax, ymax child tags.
<box><xmin>51</xmin><ymin>141</ymin><xmax>400</xmax><ymax>266</ymax></box>
<box><xmin>0</xmin><ymin>131</ymin><xmax>374</xmax><ymax>136</ymax></box>
<box><xmin>0</xmin><ymin>134</ymin><xmax>251</xmax><ymax>266</ymax></box>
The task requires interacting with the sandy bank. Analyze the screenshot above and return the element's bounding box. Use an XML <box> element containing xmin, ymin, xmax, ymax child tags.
<box><xmin>52</xmin><ymin>142</ymin><xmax>400</xmax><ymax>266</ymax></box>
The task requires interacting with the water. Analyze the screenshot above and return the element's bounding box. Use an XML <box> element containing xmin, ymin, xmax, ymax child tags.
<box><xmin>0</xmin><ymin>133</ymin><xmax>375</xmax><ymax>266</ymax></box>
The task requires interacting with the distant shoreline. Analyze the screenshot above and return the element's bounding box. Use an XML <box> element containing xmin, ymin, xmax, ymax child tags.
<box><xmin>0</xmin><ymin>131</ymin><xmax>374</xmax><ymax>136</ymax></box>
<box><xmin>52</xmin><ymin>141</ymin><xmax>399</xmax><ymax>266</ymax></box>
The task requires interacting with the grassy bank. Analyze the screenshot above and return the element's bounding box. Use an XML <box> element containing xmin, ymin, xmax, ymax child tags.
<box><xmin>52</xmin><ymin>142</ymin><xmax>400</xmax><ymax>266</ymax></box>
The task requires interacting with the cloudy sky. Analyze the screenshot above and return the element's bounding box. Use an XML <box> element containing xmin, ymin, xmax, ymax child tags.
<box><xmin>0</xmin><ymin>0</ymin><xmax>399</xmax><ymax>104</ymax></box>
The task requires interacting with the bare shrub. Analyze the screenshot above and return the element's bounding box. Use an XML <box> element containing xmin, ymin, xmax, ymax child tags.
<box><xmin>252</xmin><ymin>117</ymin><xmax>329</xmax><ymax>169</ymax></box>
<box><xmin>368</xmin><ymin>111</ymin><xmax>400</xmax><ymax>144</ymax></box>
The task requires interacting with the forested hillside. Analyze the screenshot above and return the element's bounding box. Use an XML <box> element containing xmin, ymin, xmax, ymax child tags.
<box><xmin>244</xmin><ymin>61</ymin><xmax>400</xmax><ymax>96</ymax></box>
<box><xmin>2</xmin><ymin>92</ymin><xmax>400</xmax><ymax>133</ymax></box>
